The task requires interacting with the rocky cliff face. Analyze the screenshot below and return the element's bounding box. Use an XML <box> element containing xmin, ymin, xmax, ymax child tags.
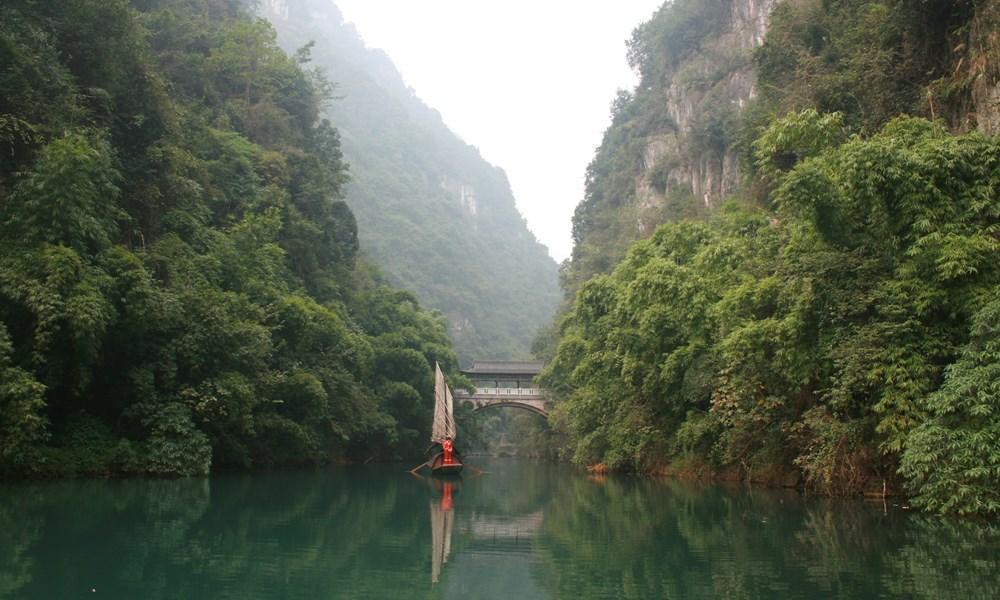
<box><xmin>266</xmin><ymin>0</ymin><xmax>289</xmax><ymax>20</ymax></box>
<box><xmin>632</xmin><ymin>0</ymin><xmax>998</xmax><ymax>227</ymax></box>
<box><xmin>967</xmin><ymin>1</ymin><xmax>1000</xmax><ymax>135</ymax></box>
<box><xmin>568</xmin><ymin>0</ymin><xmax>1000</xmax><ymax>293</ymax></box>
<box><xmin>636</xmin><ymin>0</ymin><xmax>776</xmax><ymax>230</ymax></box>
<box><xmin>565</xmin><ymin>0</ymin><xmax>779</xmax><ymax>288</ymax></box>
<box><xmin>633</xmin><ymin>0</ymin><xmax>1000</xmax><ymax>220</ymax></box>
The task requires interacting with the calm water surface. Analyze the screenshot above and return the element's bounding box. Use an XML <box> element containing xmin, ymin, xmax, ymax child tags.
<box><xmin>1</xmin><ymin>459</ymin><xmax>997</xmax><ymax>599</ymax></box>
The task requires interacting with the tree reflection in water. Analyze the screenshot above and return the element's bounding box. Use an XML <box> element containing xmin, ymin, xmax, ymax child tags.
<box><xmin>0</xmin><ymin>461</ymin><xmax>997</xmax><ymax>599</ymax></box>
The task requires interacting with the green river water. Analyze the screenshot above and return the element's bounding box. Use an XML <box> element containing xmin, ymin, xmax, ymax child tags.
<box><xmin>1</xmin><ymin>458</ymin><xmax>997</xmax><ymax>599</ymax></box>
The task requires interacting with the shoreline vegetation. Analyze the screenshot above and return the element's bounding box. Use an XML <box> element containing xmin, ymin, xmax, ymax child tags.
<box><xmin>537</xmin><ymin>0</ymin><xmax>1000</xmax><ymax>518</ymax></box>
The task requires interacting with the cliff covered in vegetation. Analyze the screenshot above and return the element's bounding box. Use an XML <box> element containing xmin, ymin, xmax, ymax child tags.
<box><xmin>262</xmin><ymin>0</ymin><xmax>561</xmax><ymax>363</ymax></box>
<box><xmin>566</xmin><ymin>0</ymin><xmax>1000</xmax><ymax>291</ymax></box>
<box><xmin>0</xmin><ymin>0</ymin><xmax>470</xmax><ymax>477</ymax></box>
<box><xmin>544</xmin><ymin>0</ymin><xmax>1000</xmax><ymax>516</ymax></box>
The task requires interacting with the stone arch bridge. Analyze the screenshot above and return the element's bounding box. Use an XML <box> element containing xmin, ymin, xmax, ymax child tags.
<box><xmin>452</xmin><ymin>360</ymin><xmax>549</xmax><ymax>417</ymax></box>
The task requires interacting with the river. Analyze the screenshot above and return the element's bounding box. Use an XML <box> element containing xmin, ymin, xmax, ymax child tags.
<box><xmin>1</xmin><ymin>458</ymin><xmax>997</xmax><ymax>599</ymax></box>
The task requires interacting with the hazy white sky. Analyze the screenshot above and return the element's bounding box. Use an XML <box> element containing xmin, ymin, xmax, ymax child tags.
<box><xmin>334</xmin><ymin>0</ymin><xmax>663</xmax><ymax>262</ymax></box>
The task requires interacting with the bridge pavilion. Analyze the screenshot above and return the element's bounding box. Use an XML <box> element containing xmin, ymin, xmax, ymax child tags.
<box><xmin>454</xmin><ymin>360</ymin><xmax>548</xmax><ymax>417</ymax></box>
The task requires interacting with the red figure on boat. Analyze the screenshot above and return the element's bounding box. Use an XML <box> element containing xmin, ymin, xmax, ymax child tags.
<box><xmin>429</xmin><ymin>435</ymin><xmax>462</xmax><ymax>475</ymax></box>
<box><xmin>427</xmin><ymin>363</ymin><xmax>464</xmax><ymax>475</ymax></box>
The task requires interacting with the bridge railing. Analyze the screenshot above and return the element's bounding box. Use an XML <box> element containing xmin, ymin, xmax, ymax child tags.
<box><xmin>454</xmin><ymin>387</ymin><xmax>544</xmax><ymax>397</ymax></box>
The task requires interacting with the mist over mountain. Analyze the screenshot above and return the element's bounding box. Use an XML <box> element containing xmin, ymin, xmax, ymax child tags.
<box><xmin>262</xmin><ymin>0</ymin><xmax>560</xmax><ymax>364</ymax></box>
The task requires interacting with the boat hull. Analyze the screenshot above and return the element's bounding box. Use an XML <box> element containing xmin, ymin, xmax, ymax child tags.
<box><xmin>430</xmin><ymin>453</ymin><xmax>463</xmax><ymax>476</ymax></box>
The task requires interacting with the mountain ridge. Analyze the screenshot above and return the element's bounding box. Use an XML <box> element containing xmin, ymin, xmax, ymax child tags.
<box><xmin>262</xmin><ymin>0</ymin><xmax>561</xmax><ymax>364</ymax></box>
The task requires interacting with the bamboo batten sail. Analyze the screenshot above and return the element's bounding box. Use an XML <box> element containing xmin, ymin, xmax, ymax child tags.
<box><xmin>431</xmin><ymin>363</ymin><xmax>458</xmax><ymax>442</ymax></box>
<box><xmin>432</xmin><ymin>363</ymin><xmax>447</xmax><ymax>441</ymax></box>
<box><xmin>444</xmin><ymin>385</ymin><xmax>456</xmax><ymax>440</ymax></box>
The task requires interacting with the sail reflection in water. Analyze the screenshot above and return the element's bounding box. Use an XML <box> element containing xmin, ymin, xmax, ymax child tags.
<box><xmin>430</xmin><ymin>479</ymin><xmax>455</xmax><ymax>583</ymax></box>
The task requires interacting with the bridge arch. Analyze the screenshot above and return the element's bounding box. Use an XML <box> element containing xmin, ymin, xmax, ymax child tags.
<box><xmin>463</xmin><ymin>399</ymin><xmax>548</xmax><ymax>418</ymax></box>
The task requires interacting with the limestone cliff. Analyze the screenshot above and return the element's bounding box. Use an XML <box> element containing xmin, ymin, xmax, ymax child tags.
<box><xmin>632</xmin><ymin>0</ymin><xmax>998</xmax><ymax>223</ymax></box>
<box><xmin>566</xmin><ymin>0</ymin><xmax>999</xmax><ymax>292</ymax></box>
<box><xmin>962</xmin><ymin>0</ymin><xmax>1000</xmax><ymax>135</ymax></box>
<box><xmin>637</xmin><ymin>0</ymin><xmax>777</xmax><ymax>223</ymax></box>
<box><xmin>567</xmin><ymin>0</ymin><xmax>778</xmax><ymax>287</ymax></box>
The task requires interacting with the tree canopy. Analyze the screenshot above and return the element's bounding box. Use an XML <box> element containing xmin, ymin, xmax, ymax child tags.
<box><xmin>544</xmin><ymin>113</ymin><xmax>1000</xmax><ymax>515</ymax></box>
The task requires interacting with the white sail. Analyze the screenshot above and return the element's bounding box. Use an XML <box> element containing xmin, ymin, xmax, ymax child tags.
<box><xmin>431</xmin><ymin>362</ymin><xmax>458</xmax><ymax>442</ymax></box>
<box><xmin>445</xmin><ymin>385</ymin><xmax>456</xmax><ymax>440</ymax></box>
<box><xmin>431</xmin><ymin>363</ymin><xmax>448</xmax><ymax>441</ymax></box>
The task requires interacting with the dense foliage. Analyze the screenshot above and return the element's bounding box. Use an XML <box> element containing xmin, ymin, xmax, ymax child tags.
<box><xmin>753</xmin><ymin>0</ymin><xmax>989</xmax><ymax>134</ymax></box>
<box><xmin>543</xmin><ymin>114</ymin><xmax>1000</xmax><ymax>515</ymax></box>
<box><xmin>261</xmin><ymin>0</ymin><xmax>560</xmax><ymax>363</ymax></box>
<box><xmin>543</xmin><ymin>0</ymin><xmax>1000</xmax><ymax>516</ymax></box>
<box><xmin>0</xmin><ymin>0</ymin><xmax>469</xmax><ymax>477</ymax></box>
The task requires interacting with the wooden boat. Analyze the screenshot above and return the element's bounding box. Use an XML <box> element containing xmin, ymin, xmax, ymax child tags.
<box><xmin>430</xmin><ymin>453</ymin><xmax>463</xmax><ymax>475</ymax></box>
<box><xmin>429</xmin><ymin>363</ymin><xmax>463</xmax><ymax>476</ymax></box>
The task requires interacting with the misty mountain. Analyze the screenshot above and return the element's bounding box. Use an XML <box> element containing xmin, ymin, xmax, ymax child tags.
<box><xmin>261</xmin><ymin>0</ymin><xmax>560</xmax><ymax>363</ymax></box>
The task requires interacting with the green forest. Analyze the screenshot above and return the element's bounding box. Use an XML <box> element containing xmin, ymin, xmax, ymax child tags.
<box><xmin>0</xmin><ymin>0</ymin><xmax>473</xmax><ymax>477</ymax></box>
<box><xmin>542</xmin><ymin>0</ymin><xmax>1000</xmax><ymax>516</ymax></box>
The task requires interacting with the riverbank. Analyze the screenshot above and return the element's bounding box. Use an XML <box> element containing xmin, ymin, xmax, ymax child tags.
<box><xmin>586</xmin><ymin>454</ymin><xmax>911</xmax><ymax>504</ymax></box>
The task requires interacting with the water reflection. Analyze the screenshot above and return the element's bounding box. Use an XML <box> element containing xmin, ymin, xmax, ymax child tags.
<box><xmin>430</xmin><ymin>479</ymin><xmax>456</xmax><ymax>583</ymax></box>
<box><xmin>0</xmin><ymin>460</ymin><xmax>997</xmax><ymax>599</ymax></box>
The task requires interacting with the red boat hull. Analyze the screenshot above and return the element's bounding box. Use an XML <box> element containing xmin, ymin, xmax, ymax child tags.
<box><xmin>430</xmin><ymin>452</ymin><xmax>463</xmax><ymax>476</ymax></box>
